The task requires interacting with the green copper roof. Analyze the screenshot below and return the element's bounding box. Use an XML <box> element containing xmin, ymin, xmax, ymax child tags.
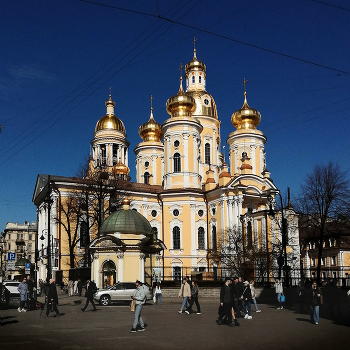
<box><xmin>99</xmin><ymin>209</ymin><xmax>153</xmax><ymax>236</ymax></box>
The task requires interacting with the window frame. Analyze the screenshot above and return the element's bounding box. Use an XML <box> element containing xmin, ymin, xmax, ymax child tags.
<box><xmin>173</xmin><ymin>153</ymin><xmax>181</xmax><ymax>173</ymax></box>
<box><xmin>172</xmin><ymin>226</ymin><xmax>181</xmax><ymax>250</ymax></box>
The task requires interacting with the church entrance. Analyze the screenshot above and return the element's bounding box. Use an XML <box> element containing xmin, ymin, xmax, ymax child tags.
<box><xmin>102</xmin><ymin>260</ymin><xmax>117</xmax><ymax>288</ymax></box>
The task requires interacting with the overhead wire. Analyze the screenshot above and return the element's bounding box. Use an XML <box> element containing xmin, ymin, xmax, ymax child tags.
<box><xmin>0</xmin><ymin>0</ymin><xmax>201</xmax><ymax>165</ymax></box>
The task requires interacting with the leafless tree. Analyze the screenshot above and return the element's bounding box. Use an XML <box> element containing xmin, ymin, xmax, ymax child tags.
<box><xmin>298</xmin><ymin>162</ymin><xmax>350</xmax><ymax>283</ymax></box>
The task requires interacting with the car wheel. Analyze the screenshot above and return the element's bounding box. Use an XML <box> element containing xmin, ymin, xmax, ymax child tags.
<box><xmin>99</xmin><ymin>295</ymin><xmax>111</xmax><ymax>306</ymax></box>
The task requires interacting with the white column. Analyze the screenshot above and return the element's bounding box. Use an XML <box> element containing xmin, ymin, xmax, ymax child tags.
<box><xmin>250</xmin><ymin>144</ymin><xmax>256</xmax><ymax>175</ymax></box>
<box><xmin>93</xmin><ymin>254</ymin><xmax>100</xmax><ymax>288</ymax></box>
<box><xmin>152</xmin><ymin>155</ymin><xmax>157</xmax><ymax>185</ymax></box>
<box><xmin>254</xmin><ymin>219</ymin><xmax>259</xmax><ymax>249</ymax></box>
<box><xmin>190</xmin><ymin>204</ymin><xmax>196</xmax><ymax>267</ymax></box>
<box><xmin>125</xmin><ymin>147</ymin><xmax>128</xmax><ymax>166</ymax></box>
<box><xmin>213</xmin><ymin>130</ymin><xmax>216</xmax><ymax>166</ymax></box>
<box><xmin>167</xmin><ymin>137</ymin><xmax>171</xmax><ymax>174</ymax></box>
<box><xmin>139</xmin><ymin>253</ymin><xmax>145</xmax><ymax>282</ymax></box>
<box><xmin>117</xmin><ymin>252</ymin><xmax>124</xmax><ymax>282</ymax></box>
<box><xmin>220</xmin><ymin>200</ymin><xmax>225</xmax><ymax>247</ymax></box>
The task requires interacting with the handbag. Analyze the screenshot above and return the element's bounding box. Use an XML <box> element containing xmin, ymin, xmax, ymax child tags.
<box><xmin>153</xmin><ymin>295</ymin><xmax>157</xmax><ymax>303</ymax></box>
<box><xmin>130</xmin><ymin>299</ymin><xmax>135</xmax><ymax>312</ymax></box>
<box><xmin>281</xmin><ymin>294</ymin><xmax>286</xmax><ymax>303</ymax></box>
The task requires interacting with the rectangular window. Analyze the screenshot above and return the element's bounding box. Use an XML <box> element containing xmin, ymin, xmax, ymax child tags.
<box><xmin>28</xmin><ymin>243</ymin><xmax>32</xmax><ymax>250</ymax></box>
<box><xmin>321</xmin><ymin>257</ymin><xmax>325</xmax><ymax>266</ymax></box>
<box><xmin>8</xmin><ymin>243</ymin><xmax>11</xmax><ymax>250</ymax></box>
<box><xmin>21</xmin><ymin>234</ymin><xmax>23</xmax><ymax>239</ymax></box>
<box><xmin>29</xmin><ymin>234</ymin><xmax>32</xmax><ymax>240</ymax></box>
<box><xmin>173</xmin><ymin>266</ymin><xmax>181</xmax><ymax>281</ymax></box>
<box><xmin>311</xmin><ymin>258</ymin><xmax>315</xmax><ymax>267</ymax></box>
<box><xmin>331</xmin><ymin>256</ymin><xmax>336</xmax><ymax>266</ymax></box>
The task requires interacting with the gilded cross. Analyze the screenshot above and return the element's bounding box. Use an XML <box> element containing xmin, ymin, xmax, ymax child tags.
<box><xmin>243</xmin><ymin>78</ymin><xmax>247</xmax><ymax>94</ymax></box>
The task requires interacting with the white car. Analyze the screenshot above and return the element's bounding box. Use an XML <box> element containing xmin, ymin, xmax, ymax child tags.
<box><xmin>3</xmin><ymin>281</ymin><xmax>20</xmax><ymax>298</ymax></box>
<box><xmin>94</xmin><ymin>282</ymin><xmax>152</xmax><ymax>306</ymax></box>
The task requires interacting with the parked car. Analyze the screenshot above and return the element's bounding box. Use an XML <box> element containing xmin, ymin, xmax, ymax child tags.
<box><xmin>94</xmin><ymin>282</ymin><xmax>152</xmax><ymax>306</ymax></box>
<box><xmin>3</xmin><ymin>281</ymin><xmax>20</xmax><ymax>298</ymax></box>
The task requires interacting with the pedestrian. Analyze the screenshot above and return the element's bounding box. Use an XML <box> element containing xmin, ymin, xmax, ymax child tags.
<box><xmin>309</xmin><ymin>280</ymin><xmax>322</xmax><ymax>325</ymax></box>
<box><xmin>185</xmin><ymin>281</ymin><xmax>201</xmax><ymax>314</ymax></box>
<box><xmin>250</xmin><ymin>280</ymin><xmax>261</xmax><ymax>312</ymax></box>
<box><xmin>130</xmin><ymin>280</ymin><xmax>146</xmax><ymax>333</ymax></box>
<box><xmin>26</xmin><ymin>275</ymin><xmax>34</xmax><ymax>300</ymax></box>
<box><xmin>217</xmin><ymin>277</ymin><xmax>234</xmax><ymax>326</ymax></box>
<box><xmin>237</xmin><ymin>276</ymin><xmax>244</xmax><ymax>315</ymax></box>
<box><xmin>81</xmin><ymin>278</ymin><xmax>97</xmax><ymax>312</ymax></box>
<box><xmin>68</xmin><ymin>279</ymin><xmax>74</xmax><ymax>296</ymax></box>
<box><xmin>178</xmin><ymin>277</ymin><xmax>191</xmax><ymax>314</ymax></box>
<box><xmin>154</xmin><ymin>283</ymin><xmax>162</xmax><ymax>305</ymax></box>
<box><xmin>232</xmin><ymin>276</ymin><xmax>243</xmax><ymax>318</ymax></box>
<box><xmin>274</xmin><ymin>278</ymin><xmax>284</xmax><ymax>309</ymax></box>
<box><xmin>73</xmin><ymin>279</ymin><xmax>78</xmax><ymax>295</ymax></box>
<box><xmin>44</xmin><ymin>279</ymin><xmax>60</xmax><ymax>317</ymax></box>
<box><xmin>243</xmin><ymin>281</ymin><xmax>252</xmax><ymax>319</ymax></box>
<box><xmin>297</xmin><ymin>279</ymin><xmax>306</xmax><ymax>313</ymax></box>
<box><xmin>17</xmin><ymin>277</ymin><xmax>28</xmax><ymax>312</ymax></box>
<box><xmin>77</xmin><ymin>279</ymin><xmax>82</xmax><ymax>297</ymax></box>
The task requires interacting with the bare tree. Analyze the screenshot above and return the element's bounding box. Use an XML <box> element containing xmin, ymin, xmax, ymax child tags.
<box><xmin>298</xmin><ymin>162</ymin><xmax>350</xmax><ymax>283</ymax></box>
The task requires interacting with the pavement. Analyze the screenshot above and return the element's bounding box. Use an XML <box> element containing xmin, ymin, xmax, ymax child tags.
<box><xmin>0</xmin><ymin>292</ymin><xmax>349</xmax><ymax>350</ymax></box>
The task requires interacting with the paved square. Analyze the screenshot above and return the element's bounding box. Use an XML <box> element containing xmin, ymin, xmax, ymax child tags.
<box><xmin>0</xmin><ymin>297</ymin><xmax>349</xmax><ymax>350</ymax></box>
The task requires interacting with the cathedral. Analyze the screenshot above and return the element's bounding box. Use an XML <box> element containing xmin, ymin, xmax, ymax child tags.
<box><xmin>33</xmin><ymin>44</ymin><xmax>301</xmax><ymax>287</ymax></box>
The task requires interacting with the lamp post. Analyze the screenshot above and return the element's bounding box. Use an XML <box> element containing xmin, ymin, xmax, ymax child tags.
<box><xmin>268</xmin><ymin>192</ymin><xmax>290</xmax><ymax>288</ymax></box>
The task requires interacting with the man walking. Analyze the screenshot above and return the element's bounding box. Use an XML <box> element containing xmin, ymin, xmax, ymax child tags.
<box><xmin>178</xmin><ymin>277</ymin><xmax>191</xmax><ymax>314</ymax></box>
<box><xmin>130</xmin><ymin>280</ymin><xmax>146</xmax><ymax>332</ymax></box>
<box><xmin>217</xmin><ymin>277</ymin><xmax>234</xmax><ymax>326</ymax></box>
<box><xmin>45</xmin><ymin>279</ymin><xmax>60</xmax><ymax>317</ymax></box>
<box><xmin>81</xmin><ymin>278</ymin><xmax>97</xmax><ymax>312</ymax></box>
<box><xmin>309</xmin><ymin>281</ymin><xmax>322</xmax><ymax>325</ymax></box>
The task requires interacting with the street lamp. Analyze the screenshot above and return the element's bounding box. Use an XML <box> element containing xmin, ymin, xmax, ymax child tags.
<box><xmin>267</xmin><ymin>192</ymin><xmax>290</xmax><ymax>288</ymax></box>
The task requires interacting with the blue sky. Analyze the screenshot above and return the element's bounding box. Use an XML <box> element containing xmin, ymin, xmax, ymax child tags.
<box><xmin>1</xmin><ymin>0</ymin><xmax>350</xmax><ymax>231</ymax></box>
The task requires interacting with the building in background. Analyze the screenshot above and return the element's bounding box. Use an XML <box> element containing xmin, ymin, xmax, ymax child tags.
<box><xmin>1</xmin><ymin>221</ymin><xmax>37</xmax><ymax>279</ymax></box>
<box><xmin>33</xmin><ymin>45</ymin><xmax>300</xmax><ymax>287</ymax></box>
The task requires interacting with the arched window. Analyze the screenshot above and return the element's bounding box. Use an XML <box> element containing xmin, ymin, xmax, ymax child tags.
<box><xmin>173</xmin><ymin>226</ymin><xmax>180</xmax><ymax>249</ymax></box>
<box><xmin>247</xmin><ymin>221</ymin><xmax>253</xmax><ymax>247</ymax></box>
<box><xmin>198</xmin><ymin>227</ymin><xmax>205</xmax><ymax>250</ymax></box>
<box><xmin>205</xmin><ymin>143</ymin><xmax>210</xmax><ymax>165</ymax></box>
<box><xmin>173</xmin><ymin>153</ymin><xmax>181</xmax><ymax>172</ymax></box>
<box><xmin>192</xmin><ymin>75</ymin><xmax>195</xmax><ymax>84</ymax></box>
<box><xmin>144</xmin><ymin>172</ymin><xmax>151</xmax><ymax>184</ymax></box>
<box><xmin>212</xmin><ymin>225</ymin><xmax>217</xmax><ymax>251</ymax></box>
<box><xmin>199</xmin><ymin>75</ymin><xmax>202</xmax><ymax>84</ymax></box>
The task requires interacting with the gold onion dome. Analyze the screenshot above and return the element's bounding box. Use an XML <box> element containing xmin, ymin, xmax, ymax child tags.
<box><xmin>185</xmin><ymin>41</ymin><xmax>206</xmax><ymax>75</ymax></box>
<box><xmin>95</xmin><ymin>94</ymin><xmax>126</xmax><ymax>133</ymax></box>
<box><xmin>166</xmin><ymin>76</ymin><xmax>196</xmax><ymax>118</ymax></box>
<box><xmin>112</xmin><ymin>160</ymin><xmax>130</xmax><ymax>175</ymax></box>
<box><xmin>139</xmin><ymin>101</ymin><xmax>163</xmax><ymax>142</ymax></box>
<box><xmin>231</xmin><ymin>91</ymin><xmax>261</xmax><ymax>130</ymax></box>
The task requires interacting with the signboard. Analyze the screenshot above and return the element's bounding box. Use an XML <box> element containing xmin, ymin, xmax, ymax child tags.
<box><xmin>7</xmin><ymin>261</ymin><xmax>16</xmax><ymax>271</ymax></box>
<box><xmin>25</xmin><ymin>263</ymin><xmax>31</xmax><ymax>269</ymax></box>
<box><xmin>8</xmin><ymin>252</ymin><xmax>15</xmax><ymax>261</ymax></box>
<box><xmin>25</xmin><ymin>269</ymin><xmax>31</xmax><ymax>275</ymax></box>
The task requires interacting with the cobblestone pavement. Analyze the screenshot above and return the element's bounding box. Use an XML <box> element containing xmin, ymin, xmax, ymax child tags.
<box><xmin>0</xmin><ymin>295</ymin><xmax>349</xmax><ymax>350</ymax></box>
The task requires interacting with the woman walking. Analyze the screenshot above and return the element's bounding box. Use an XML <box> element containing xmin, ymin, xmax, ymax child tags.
<box><xmin>154</xmin><ymin>283</ymin><xmax>162</xmax><ymax>305</ymax></box>
<box><xmin>250</xmin><ymin>280</ymin><xmax>261</xmax><ymax>312</ymax></box>
<box><xmin>185</xmin><ymin>281</ymin><xmax>201</xmax><ymax>314</ymax></box>
<box><xmin>243</xmin><ymin>281</ymin><xmax>252</xmax><ymax>319</ymax></box>
<box><xmin>17</xmin><ymin>277</ymin><xmax>28</xmax><ymax>312</ymax></box>
<box><xmin>275</xmin><ymin>278</ymin><xmax>284</xmax><ymax>309</ymax></box>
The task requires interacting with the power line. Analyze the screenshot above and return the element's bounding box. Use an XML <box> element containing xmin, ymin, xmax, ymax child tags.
<box><xmin>307</xmin><ymin>0</ymin><xmax>350</xmax><ymax>12</ymax></box>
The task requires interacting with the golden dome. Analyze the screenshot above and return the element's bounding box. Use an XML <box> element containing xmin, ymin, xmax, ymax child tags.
<box><xmin>139</xmin><ymin>105</ymin><xmax>163</xmax><ymax>142</ymax></box>
<box><xmin>186</xmin><ymin>90</ymin><xmax>218</xmax><ymax>119</ymax></box>
<box><xmin>185</xmin><ymin>40</ymin><xmax>206</xmax><ymax>75</ymax></box>
<box><xmin>166</xmin><ymin>77</ymin><xmax>196</xmax><ymax>118</ymax></box>
<box><xmin>231</xmin><ymin>91</ymin><xmax>261</xmax><ymax>130</ymax></box>
<box><xmin>95</xmin><ymin>94</ymin><xmax>126</xmax><ymax>133</ymax></box>
<box><xmin>113</xmin><ymin>160</ymin><xmax>130</xmax><ymax>175</ymax></box>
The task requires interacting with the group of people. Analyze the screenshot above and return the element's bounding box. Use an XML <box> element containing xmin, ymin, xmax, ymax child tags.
<box><xmin>17</xmin><ymin>275</ymin><xmax>35</xmax><ymax>312</ymax></box>
<box><xmin>67</xmin><ymin>279</ymin><xmax>83</xmax><ymax>296</ymax></box>
<box><xmin>177</xmin><ymin>277</ymin><xmax>201</xmax><ymax>315</ymax></box>
<box><xmin>216</xmin><ymin>276</ymin><xmax>261</xmax><ymax>327</ymax></box>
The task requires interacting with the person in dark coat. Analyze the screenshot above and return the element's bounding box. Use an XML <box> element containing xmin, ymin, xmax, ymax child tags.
<box><xmin>217</xmin><ymin>277</ymin><xmax>234</xmax><ymax>327</ymax></box>
<box><xmin>309</xmin><ymin>281</ymin><xmax>322</xmax><ymax>324</ymax></box>
<box><xmin>242</xmin><ymin>281</ymin><xmax>253</xmax><ymax>319</ymax></box>
<box><xmin>81</xmin><ymin>278</ymin><xmax>97</xmax><ymax>312</ymax></box>
<box><xmin>232</xmin><ymin>276</ymin><xmax>242</xmax><ymax>318</ymax></box>
<box><xmin>45</xmin><ymin>279</ymin><xmax>60</xmax><ymax>317</ymax></box>
<box><xmin>77</xmin><ymin>279</ymin><xmax>83</xmax><ymax>297</ymax></box>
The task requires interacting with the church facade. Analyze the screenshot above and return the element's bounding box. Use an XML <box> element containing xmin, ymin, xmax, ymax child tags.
<box><xmin>33</xmin><ymin>46</ymin><xmax>301</xmax><ymax>287</ymax></box>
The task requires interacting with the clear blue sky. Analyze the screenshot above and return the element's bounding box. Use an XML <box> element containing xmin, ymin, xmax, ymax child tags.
<box><xmin>1</xmin><ymin>0</ymin><xmax>350</xmax><ymax>231</ymax></box>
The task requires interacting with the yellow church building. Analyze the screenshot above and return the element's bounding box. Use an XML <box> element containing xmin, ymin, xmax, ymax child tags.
<box><xmin>33</xmin><ymin>45</ymin><xmax>301</xmax><ymax>288</ymax></box>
